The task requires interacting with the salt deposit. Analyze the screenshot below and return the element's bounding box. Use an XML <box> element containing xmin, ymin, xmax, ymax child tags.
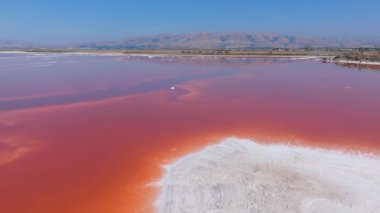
<box><xmin>155</xmin><ymin>138</ymin><xmax>380</xmax><ymax>213</ymax></box>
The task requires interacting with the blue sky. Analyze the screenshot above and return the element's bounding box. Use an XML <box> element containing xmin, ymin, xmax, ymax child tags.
<box><xmin>1</xmin><ymin>0</ymin><xmax>379</xmax><ymax>43</ymax></box>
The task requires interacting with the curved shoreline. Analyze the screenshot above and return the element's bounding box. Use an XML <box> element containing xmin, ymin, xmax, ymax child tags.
<box><xmin>154</xmin><ymin>138</ymin><xmax>380</xmax><ymax>213</ymax></box>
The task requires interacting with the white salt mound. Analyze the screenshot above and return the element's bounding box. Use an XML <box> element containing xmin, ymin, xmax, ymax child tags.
<box><xmin>155</xmin><ymin>138</ymin><xmax>380</xmax><ymax>213</ymax></box>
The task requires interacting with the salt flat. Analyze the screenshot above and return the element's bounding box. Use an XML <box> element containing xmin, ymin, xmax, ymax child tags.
<box><xmin>155</xmin><ymin>138</ymin><xmax>380</xmax><ymax>213</ymax></box>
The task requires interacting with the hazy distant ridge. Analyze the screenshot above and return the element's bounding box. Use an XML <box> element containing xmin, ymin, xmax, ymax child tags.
<box><xmin>79</xmin><ymin>32</ymin><xmax>380</xmax><ymax>49</ymax></box>
<box><xmin>0</xmin><ymin>40</ymin><xmax>36</xmax><ymax>49</ymax></box>
<box><xmin>2</xmin><ymin>32</ymin><xmax>380</xmax><ymax>50</ymax></box>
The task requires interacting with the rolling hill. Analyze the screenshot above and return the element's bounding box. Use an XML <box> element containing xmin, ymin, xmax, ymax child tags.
<box><xmin>78</xmin><ymin>32</ymin><xmax>380</xmax><ymax>49</ymax></box>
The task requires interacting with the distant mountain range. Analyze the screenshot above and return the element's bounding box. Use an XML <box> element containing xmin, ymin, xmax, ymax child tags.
<box><xmin>2</xmin><ymin>32</ymin><xmax>380</xmax><ymax>50</ymax></box>
<box><xmin>0</xmin><ymin>39</ymin><xmax>36</xmax><ymax>49</ymax></box>
<box><xmin>78</xmin><ymin>32</ymin><xmax>380</xmax><ymax>49</ymax></box>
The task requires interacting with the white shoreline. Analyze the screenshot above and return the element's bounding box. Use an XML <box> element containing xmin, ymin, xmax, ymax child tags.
<box><xmin>3</xmin><ymin>51</ymin><xmax>379</xmax><ymax>65</ymax></box>
<box><xmin>0</xmin><ymin>50</ymin><xmax>126</xmax><ymax>57</ymax></box>
<box><xmin>155</xmin><ymin>138</ymin><xmax>380</xmax><ymax>213</ymax></box>
<box><xmin>0</xmin><ymin>50</ymin><xmax>323</xmax><ymax>59</ymax></box>
<box><xmin>325</xmin><ymin>59</ymin><xmax>380</xmax><ymax>66</ymax></box>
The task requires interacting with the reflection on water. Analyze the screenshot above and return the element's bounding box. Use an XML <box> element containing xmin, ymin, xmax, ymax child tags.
<box><xmin>334</xmin><ymin>62</ymin><xmax>380</xmax><ymax>71</ymax></box>
<box><xmin>1</xmin><ymin>53</ymin><xmax>380</xmax><ymax>213</ymax></box>
<box><xmin>320</xmin><ymin>59</ymin><xmax>380</xmax><ymax>71</ymax></box>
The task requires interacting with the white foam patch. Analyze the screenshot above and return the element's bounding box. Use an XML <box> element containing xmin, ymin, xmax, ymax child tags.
<box><xmin>155</xmin><ymin>138</ymin><xmax>380</xmax><ymax>213</ymax></box>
